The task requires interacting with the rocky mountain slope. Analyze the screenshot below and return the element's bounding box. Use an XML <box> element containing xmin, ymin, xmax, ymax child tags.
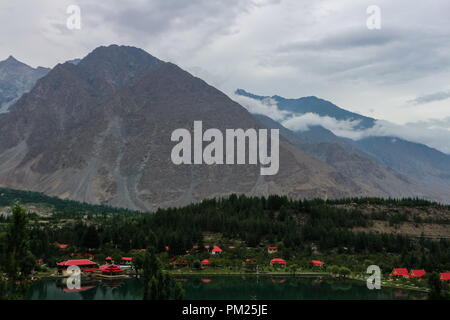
<box><xmin>0</xmin><ymin>45</ymin><xmax>444</xmax><ymax>210</ymax></box>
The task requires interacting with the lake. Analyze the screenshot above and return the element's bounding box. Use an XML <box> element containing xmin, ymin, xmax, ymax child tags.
<box><xmin>25</xmin><ymin>275</ymin><xmax>427</xmax><ymax>300</ymax></box>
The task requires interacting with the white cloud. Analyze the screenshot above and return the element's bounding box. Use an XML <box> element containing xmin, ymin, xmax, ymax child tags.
<box><xmin>231</xmin><ymin>93</ymin><xmax>289</xmax><ymax>121</ymax></box>
<box><xmin>239</xmin><ymin>94</ymin><xmax>450</xmax><ymax>154</ymax></box>
<box><xmin>282</xmin><ymin>113</ymin><xmax>362</xmax><ymax>137</ymax></box>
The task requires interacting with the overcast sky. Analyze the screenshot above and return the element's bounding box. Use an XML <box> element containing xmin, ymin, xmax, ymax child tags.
<box><xmin>1</xmin><ymin>0</ymin><xmax>450</xmax><ymax>137</ymax></box>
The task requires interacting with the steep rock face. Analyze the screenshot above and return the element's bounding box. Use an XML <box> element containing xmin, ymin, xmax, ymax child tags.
<box><xmin>0</xmin><ymin>45</ymin><xmax>370</xmax><ymax>211</ymax></box>
<box><xmin>0</xmin><ymin>56</ymin><xmax>49</xmax><ymax>113</ymax></box>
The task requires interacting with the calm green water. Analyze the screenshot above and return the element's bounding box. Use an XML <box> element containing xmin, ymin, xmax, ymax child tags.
<box><xmin>25</xmin><ymin>275</ymin><xmax>426</xmax><ymax>300</ymax></box>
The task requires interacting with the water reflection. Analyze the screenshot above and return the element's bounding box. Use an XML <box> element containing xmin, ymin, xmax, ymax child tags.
<box><xmin>25</xmin><ymin>275</ymin><xmax>427</xmax><ymax>300</ymax></box>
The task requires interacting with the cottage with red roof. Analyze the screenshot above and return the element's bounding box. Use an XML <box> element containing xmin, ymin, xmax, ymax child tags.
<box><xmin>390</xmin><ymin>268</ymin><xmax>409</xmax><ymax>277</ymax></box>
<box><xmin>201</xmin><ymin>259</ymin><xmax>213</xmax><ymax>267</ymax></box>
<box><xmin>410</xmin><ymin>269</ymin><xmax>426</xmax><ymax>278</ymax></box>
<box><xmin>99</xmin><ymin>264</ymin><xmax>124</xmax><ymax>276</ymax></box>
<box><xmin>211</xmin><ymin>245</ymin><xmax>223</xmax><ymax>255</ymax></box>
<box><xmin>267</xmin><ymin>246</ymin><xmax>278</xmax><ymax>254</ymax></box>
<box><xmin>121</xmin><ymin>257</ymin><xmax>133</xmax><ymax>265</ymax></box>
<box><xmin>311</xmin><ymin>260</ymin><xmax>325</xmax><ymax>267</ymax></box>
<box><xmin>270</xmin><ymin>258</ymin><xmax>286</xmax><ymax>266</ymax></box>
<box><xmin>173</xmin><ymin>260</ymin><xmax>189</xmax><ymax>268</ymax></box>
<box><xmin>440</xmin><ymin>272</ymin><xmax>450</xmax><ymax>281</ymax></box>
<box><xmin>56</xmin><ymin>259</ymin><xmax>99</xmax><ymax>276</ymax></box>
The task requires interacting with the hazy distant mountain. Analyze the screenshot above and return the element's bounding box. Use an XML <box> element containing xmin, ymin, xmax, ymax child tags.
<box><xmin>0</xmin><ymin>56</ymin><xmax>49</xmax><ymax>113</ymax></box>
<box><xmin>236</xmin><ymin>88</ymin><xmax>375</xmax><ymax>129</ymax></box>
<box><xmin>356</xmin><ymin>136</ymin><xmax>450</xmax><ymax>196</ymax></box>
<box><xmin>254</xmin><ymin>114</ymin><xmax>442</xmax><ymax>202</ymax></box>
<box><xmin>237</xmin><ymin>90</ymin><xmax>450</xmax><ymax>203</ymax></box>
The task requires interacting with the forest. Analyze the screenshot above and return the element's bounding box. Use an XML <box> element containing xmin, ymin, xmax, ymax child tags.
<box><xmin>0</xmin><ymin>188</ymin><xmax>449</xmax><ymax>274</ymax></box>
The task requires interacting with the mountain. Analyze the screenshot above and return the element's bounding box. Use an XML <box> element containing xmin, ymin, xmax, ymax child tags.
<box><xmin>0</xmin><ymin>44</ymin><xmax>403</xmax><ymax>211</ymax></box>
<box><xmin>235</xmin><ymin>89</ymin><xmax>375</xmax><ymax>129</ymax></box>
<box><xmin>236</xmin><ymin>90</ymin><xmax>450</xmax><ymax>203</ymax></box>
<box><xmin>254</xmin><ymin>114</ymin><xmax>442</xmax><ymax>201</ymax></box>
<box><xmin>0</xmin><ymin>56</ymin><xmax>49</xmax><ymax>113</ymax></box>
<box><xmin>356</xmin><ymin>137</ymin><xmax>450</xmax><ymax>195</ymax></box>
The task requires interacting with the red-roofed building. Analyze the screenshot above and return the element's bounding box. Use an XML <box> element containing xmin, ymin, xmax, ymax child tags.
<box><xmin>121</xmin><ymin>257</ymin><xmax>133</xmax><ymax>265</ymax></box>
<box><xmin>410</xmin><ymin>269</ymin><xmax>426</xmax><ymax>278</ymax></box>
<box><xmin>99</xmin><ymin>264</ymin><xmax>124</xmax><ymax>275</ymax></box>
<box><xmin>270</xmin><ymin>258</ymin><xmax>286</xmax><ymax>265</ymax></box>
<box><xmin>58</xmin><ymin>244</ymin><xmax>69</xmax><ymax>249</ymax></box>
<box><xmin>201</xmin><ymin>259</ymin><xmax>213</xmax><ymax>266</ymax></box>
<box><xmin>228</xmin><ymin>246</ymin><xmax>236</xmax><ymax>249</ymax></box>
<box><xmin>440</xmin><ymin>272</ymin><xmax>450</xmax><ymax>281</ymax></box>
<box><xmin>211</xmin><ymin>246</ymin><xmax>223</xmax><ymax>255</ymax></box>
<box><xmin>56</xmin><ymin>259</ymin><xmax>99</xmax><ymax>275</ymax></box>
<box><xmin>57</xmin><ymin>259</ymin><xmax>98</xmax><ymax>268</ymax></box>
<box><xmin>311</xmin><ymin>260</ymin><xmax>325</xmax><ymax>267</ymax></box>
<box><xmin>267</xmin><ymin>246</ymin><xmax>278</xmax><ymax>254</ymax></box>
<box><xmin>173</xmin><ymin>260</ymin><xmax>189</xmax><ymax>268</ymax></box>
<box><xmin>390</xmin><ymin>268</ymin><xmax>409</xmax><ymax>277</ymax></box>
<box><xmin>105</xmin><ymin>257</ymin><xmax>113</xmax><ymax>261</ymax></box>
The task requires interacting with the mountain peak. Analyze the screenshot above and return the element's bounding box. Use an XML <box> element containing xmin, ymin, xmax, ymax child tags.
<box><xmin>76</xmin><ymin>45</ymin><xmax>165</xmax><ymax>87</ymax></box>
<box><xmin>0</xmin><ymin>55</ymin><xmax>27</xmax><ymax>68</ymax></box>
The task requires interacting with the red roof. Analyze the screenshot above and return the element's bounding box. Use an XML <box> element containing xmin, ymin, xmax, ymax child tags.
<box><xmin>245</xmin><ymin>259</ymin><xmax>256</xmax><ymax>264</ymax></box>
<box><xmin>410</xmin><ymin>269</ymin><xmax>426</xmax><ymax>278</ymax></box>
<box><xmin>391</xmin><ymin>268</ymin><xmax>409</xmax><ymax>277</ymax></box>
<box><xmin>270</xmin><ymin>258</ymin><xmax>286</xmax><ymax>264</ymax></box>
<box><xmin>267</xmin><ymin>246</ymin><xmax>278</xmax><ymax>250</ymax></box>
<box><xmin>228</xmin><ymin>246</ymin><xmax>236</xmax><ymax>249</ymax></box>
<box><xmin>121</xmin><ymin>257</ymin><xmax>133</xmax><ymax>261</ymax></box>
<box><xmin>311</xmin><ymin>260</ymin><xmax>325</xmax><ymax>266</ymax></box>
<box><xmin>204</xmin><ymin>245</ymin><xmax>210</xmax><ymax>249</ymax></box>
<box><xmin>58</xmin><ymin>244</ymin><xmax>69</xmax><ymax>249</ymax></box>
<box><xmin>57</xmin><ymin>259</ymin><xmax>98</xmax><ymax>267</ymax></box>
<box><xmin>441</xmin><ymin>272</ymin><xmax>450</xmax><ymax>281</ymax></box>
<box><xmin>99</xmin><ymin>264</ymin><xmax>122</xmax><ymax>272</ymax></box>
<box><xmin>82</xmin><ymin>268</ymin><xmax>100</xmax><ymax>272</ymax></box>
<box><xmin>201</xmin><ymin>259</ymin><xmax>213</xmax><ymax>265</ymax></box>
<box><xmin>105</xmin><ymin>257</ymin><xmax>112</xmax><ymax>260</ymax></box>
<box><xmin>212</xmin><ymin>245</ymin><xmax>223</xmax><ymax>252</ymax></box>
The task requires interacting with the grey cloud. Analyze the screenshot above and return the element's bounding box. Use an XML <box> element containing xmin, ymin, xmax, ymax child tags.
<box><xmin>409</xmin><ymin>90</ymin><xmax>450</xmax><ymax>105</ymax></box>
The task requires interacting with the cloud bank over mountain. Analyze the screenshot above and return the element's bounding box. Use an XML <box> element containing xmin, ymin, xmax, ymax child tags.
<box><xmin>233</xmin><ymin>93</ymin><xmax>450</xmax><ymax>154</ymax></box>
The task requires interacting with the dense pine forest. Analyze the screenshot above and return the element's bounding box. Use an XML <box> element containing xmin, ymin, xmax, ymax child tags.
<box><xmin>1</xmin><ymin>187</ymin><xmax>449</xmax><ymax>276</ymax></box>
